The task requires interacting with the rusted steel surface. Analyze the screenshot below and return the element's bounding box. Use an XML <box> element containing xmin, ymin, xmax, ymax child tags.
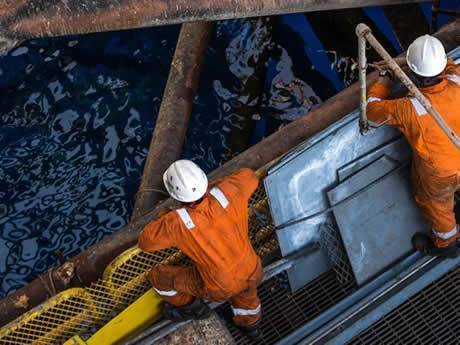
<box><xmin>132</xmin><ymin>22</ymin><xmax>212</xmax><ymax>219</ymax></box>
<box><xmin>0</xmin><ymin>0</ymin><xmax>426</xmax><ymax>55</ymax></box>
<box><xmin>155</xmin><ymin>312</ymin><xmax>236</xmax><ymax>345</ymax></box>
<box><xmin>1</xmin><ymin>18</ymin><xmax>459</xmax><ymax>327</ymax></box>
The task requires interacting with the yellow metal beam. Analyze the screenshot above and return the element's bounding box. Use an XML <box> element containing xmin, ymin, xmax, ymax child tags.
<box><xmin>86</xmin><ymin>289</ymin><xmax>162</xmax><ymax>345</ymax></box>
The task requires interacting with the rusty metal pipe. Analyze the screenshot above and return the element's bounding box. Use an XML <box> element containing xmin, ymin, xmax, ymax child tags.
<box><xmin>132</xmin><ymin>22</ymin><xmax>212</xmax><ymax>219</ymax></box>
<box><xmin>357</xmin><ymin>25</ymin><xmax>370</xmax><ymax>134</ymax></box>
<box><xmin>1</xmin><ymin>18</ymin><xmax>459</xmax><ymax>327</ymax></box>
<box><xmin>0</xmin><ymin>0</ymin><xmax>428</xmax><ymax>55</ymax></box>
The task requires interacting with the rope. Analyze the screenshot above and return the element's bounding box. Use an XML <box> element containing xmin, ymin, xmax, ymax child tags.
<box><xmin>38</xmin><ymin>269</ymin><xmax>57</xmax><ymax>297</ymax></box>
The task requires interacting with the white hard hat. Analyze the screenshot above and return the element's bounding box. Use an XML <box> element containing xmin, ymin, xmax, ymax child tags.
<box><xmin>163</xmin><ymin>160</ymin><xmax>208</xmax><ymax>203</ymax></box>
<box><xmin>406</xmin><ymin>34</ymin><xmax>447</xmax><ymax>77</ymax></box>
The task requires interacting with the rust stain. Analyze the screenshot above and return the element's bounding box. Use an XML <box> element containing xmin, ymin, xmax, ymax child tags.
<box><xmin>0</xmin><ymin>0</ymin><xmax>29</xmax><ymax>19</ymax></box>
<box><xmin>0</xmin><ymin>0</ymin><xmax>430</xmax><ymax>53</ymax></box>
<box><xmin>2</xmin><ymin>0</ymin><xmax>304</xmax><ymax>39</ymax></box>
<box><xmin>12</xmin><ymin>0</ymin><xmax>170</xmax><ymax>37</ymax></box>
<box><xmin>13</xmin><ymin>294</ymin><xmax>29</xmax><ymax>309</ymax></box>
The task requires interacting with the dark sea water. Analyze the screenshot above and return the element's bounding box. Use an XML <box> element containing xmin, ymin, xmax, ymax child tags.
<box><xmin>0</xmin><ymin>1</ymin><xmax>458</xmax><ymax>297</ymax></box>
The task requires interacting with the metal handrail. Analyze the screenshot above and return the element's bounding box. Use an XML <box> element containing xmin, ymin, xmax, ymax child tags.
<box><xmin>356</xmin><ymin>23</ymin><xmax>460</xmax><ymax>150</ymax></box>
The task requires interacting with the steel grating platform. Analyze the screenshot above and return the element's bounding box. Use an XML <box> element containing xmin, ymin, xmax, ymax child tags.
<box><xmin>347</xmin><ymin>265</ymin><xmax>460</xmax><ymax>345</ymax></box>
<box><xmin>216</xmin><ymin>269</ymin><xmax>355</xmax><ymax>345</ymax></box>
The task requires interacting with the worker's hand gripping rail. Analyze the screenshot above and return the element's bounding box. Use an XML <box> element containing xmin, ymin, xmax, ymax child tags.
<box><xmin>355</xmin><ymin>23</ymin><xmax>460</xmax><ymax>150</ymax></box>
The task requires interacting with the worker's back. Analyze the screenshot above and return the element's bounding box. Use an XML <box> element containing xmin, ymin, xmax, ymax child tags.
<box><xmin>367</xmin><ymin>61</ymin><xmax>460</xmax><ymax>176</ymax></box>
<box><xmin>406</xmin><ymin>72</ymin><xmax>460</xmax><ymax>174</ymax></box>
<box><xmin>174</xmin><ymin>168</ymin><xmax>260</xmax><ymax>295</ymax></box>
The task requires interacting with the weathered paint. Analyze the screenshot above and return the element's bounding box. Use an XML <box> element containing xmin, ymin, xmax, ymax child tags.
<box><xmin>0</xmin><ymin>0</ymin><xmax>427</xmax><ymax>54</ymax></box>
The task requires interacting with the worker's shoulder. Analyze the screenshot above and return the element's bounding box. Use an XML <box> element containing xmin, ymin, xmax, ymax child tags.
<box><xmin>217</xmin><ymin>168</ymin><xmax>258</xmax><ymax>190</ymax></box>
<box><xmin>228</xmin><ymin>168</ymin><xmax>257</xmax><ymax>182</ymax></box>
<box><xmin>155</xmin><ymin>207</ymin><xmax>182</xmax><ymax>226</ymax></box>
<box><xmin>164</xmin><ymin>206</ymin><xmax>197</xmax><ymax>231</ymax></box>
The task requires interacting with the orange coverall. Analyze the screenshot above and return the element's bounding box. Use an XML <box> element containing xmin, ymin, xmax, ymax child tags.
<box><xmin>138</xmin><ymin>168</ymin><xmax>263</xmax><ymax>327</ymax></box>
<box><xmin>367</xmin><ymin>59</ymin><xmax>460</xmax><ymax>247</ymax></box>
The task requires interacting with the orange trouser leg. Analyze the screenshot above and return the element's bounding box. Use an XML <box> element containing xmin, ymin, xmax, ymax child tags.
<box><xmin>230</xmin><ymin>263</ymin><xmax>263</xmax><ymax>327</ymax></box>
<box><xmin>230</xmin><ymin>284</ymin><xmax>262</xmax><ymax>327</ymax></box>
<box><xmin>149</xmin><ymin>265</ymin><xmax>205</xmax><ymax>306</ymax></box>
<box><xmin>412</xmin><ymin>164</ymin><xmax>460</xmax><ymax>248</ymax></box>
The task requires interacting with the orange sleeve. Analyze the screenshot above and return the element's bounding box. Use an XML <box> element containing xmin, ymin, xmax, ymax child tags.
<box><xmin>230</xmin><ymin>168</ymin><xmax>260</xmax><ymax>199</ymax></box>
<box><xmin>138</xmin><ymin>212</ymin><xmax>178</xmax><ymax>252</ymax></box>
<box><xmin>367</xmin><ymin>82</ymin><xmax>404</xmax><ymax>130</ymax></box>
<box><xmin>444</xmin><ymin>58</ymin><xmax>460</xmax><ymax>75</ymax></box>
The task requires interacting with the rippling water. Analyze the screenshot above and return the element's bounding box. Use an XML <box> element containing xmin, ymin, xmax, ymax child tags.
<box><xmin>0</xmin><ymin>4</ymin><xmax>457</xmax><ymax>297</ymax></box>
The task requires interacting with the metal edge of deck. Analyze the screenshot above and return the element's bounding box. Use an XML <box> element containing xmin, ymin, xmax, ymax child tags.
<box><xmin>303</xmin><ymin>254</ymin><xmax>460</xmax><ymax>345</ymax></box>
<box><xmin>273</xmin><ymin>252</ymin><xmax>423</xmax><ymax>345</ymax></box>
<box><xmin>322</xmin><ymin>255</ymin><xmax>460</xmax><ymax>345</ymax></box>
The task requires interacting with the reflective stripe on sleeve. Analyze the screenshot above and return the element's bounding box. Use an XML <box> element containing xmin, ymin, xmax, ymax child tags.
<box><xmin>231</xmin><ymin>304</ymin><xmax>261</xmax><ymax>316</ymax></box>
<box><xmin>366</xmin><ymin>97</ymin><xmax>382</xmax><ymax>105</ymax></box>
<box><xmin>447</xmin><ymin>74</ymin><xmax>460</xmax><ymax>85</ymax></box>
<box><xmin>176</xmin><ymin>208</ymin><xmax>195</xmax><ymax>230</ymax></box>
<box><xmin>153</xmin><ymin>287</ymin><xmax>178</xmax><ymax>296</ymax></box>
<box><xmin>432</xmin><ymin>226</ymin><xmax>458</xmax><ymax>240</ymax></box>
<box><xmin>409</xmin><ymin>98</ymin><xmax>427</xmax><ymax>116</ymax></box>
<box><xmin>210</xmin><ymin>187</ymin><xmax>229</xmax><ymax>209</ymax></box>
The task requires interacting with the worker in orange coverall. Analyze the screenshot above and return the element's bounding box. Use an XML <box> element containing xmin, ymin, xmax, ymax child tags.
<box><xmin>367</xmin><ymin>34</ymin><xmax>460</xmax><ymax>258</ymax></box>
<box><xmin>138</xmin><ymin>159</ymin><xmax>263</xmax><ymax>339</ymax></box>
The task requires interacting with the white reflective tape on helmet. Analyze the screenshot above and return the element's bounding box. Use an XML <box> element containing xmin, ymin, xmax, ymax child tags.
<box><xmin>366</xmin><ymin>97</ymin><xmax>382</xmax><ymax>105</ymax></box>
<box><xmin>231</xmin><ymin>304</ymin><xmax>261</xmax><ymax>316</ymax></box>
<box><xmin>153</xmin><ymin>287</ymin><xmax>178</xmax><ymax>296</ymax></box>
<box><xmin>210</xmin><ymin>187</ymin><xmax>229</xmax><ymax>209</ymax></box>
<box><xmin>432</xmin><ymin>226</ymin><xmax>458</xmax><ymax>240</ymax></box>
<box><xmin>176</xmin><ymin>208</ymin><xmax>195</xmax><ymax>230</ymax></box>
<box><xmin>447</xmin><ymin>74</ymin><xmax>460</xmax><ymax>85</ymax></box>
<box><xmin>409</xmin><ymin>98</ymin><xmax>427</xmax><ymax>116</ymax></box>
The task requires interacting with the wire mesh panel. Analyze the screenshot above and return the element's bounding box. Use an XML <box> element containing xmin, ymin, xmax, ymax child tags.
<box><xmin>217</xmin><ymin>270</ymin><xmax>356</xmax><ymax>345</ymax></box>
<box><xmin>319</xmin><ymin>222</ymin><xmax>355</xmax><ymax>287</ymax></box>
<box><xmin>347</xmin><ymin>266</ymin><xmax>460</xmax><ymax>345</ymax></box>
<box><xmin>0</xmin><ymin>288</ymin><xmax>99</xmax><ymax>345</ymax></box>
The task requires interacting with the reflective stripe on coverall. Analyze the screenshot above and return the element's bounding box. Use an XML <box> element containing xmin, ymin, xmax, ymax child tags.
<box><xmin>367</xmin><ymin>59</ymin><xmax>460</xmax><ymax>247</ymax></box>
<box><xmin>138</xmin><ymin>168</ymin><xmax>263</xmax><ymax>327</ymax></box>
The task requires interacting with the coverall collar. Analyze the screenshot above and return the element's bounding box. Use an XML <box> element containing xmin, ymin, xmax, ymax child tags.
<box><xmin>408</xmin><ymin>78</ymin><xmax>448</xmax><ymax>96</ymax></box>
<box><xmin>187</xmin><ymin>193</ymin><xmax>208</xmax><ymax>208</ymax></box>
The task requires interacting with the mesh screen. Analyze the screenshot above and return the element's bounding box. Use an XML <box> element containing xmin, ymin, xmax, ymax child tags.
<box><xmin>218</xmin><ymin>270</ymin><xmax>355</xmax><ymax>345</ymax></box>
<box><xmin>347</xmin><ymin>265</ymin><xmax>460</xmax><ymax>345</ymax></box>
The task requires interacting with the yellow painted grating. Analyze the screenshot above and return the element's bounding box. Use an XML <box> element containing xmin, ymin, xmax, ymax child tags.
<box><xmin>0</xmin><ymin>185</ymin><xmax>279</xmax><ymax>344</ymax></box>
<box><xmin>0</xmin><ymin>288</ymin><xmax>98</xmax><ymax>345</ymax></box>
